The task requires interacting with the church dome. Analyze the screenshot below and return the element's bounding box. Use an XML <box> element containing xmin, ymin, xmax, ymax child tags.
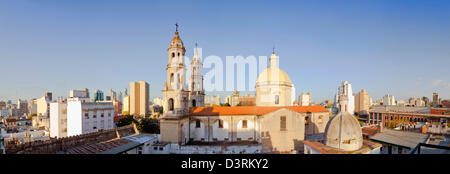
<box><xmin>168</xmin><ymin>31</ymin><xmax>185</xmax><ymax>50</ymax></box>
<box><xmin>324</xmin><ymin>111</ymin><xmax>363</xmax><ymax>151</ymax></box>
<box><xmin>256</xmin><ymin>67</ymin><xmax>292</xmax><ymax>85</ymax></box>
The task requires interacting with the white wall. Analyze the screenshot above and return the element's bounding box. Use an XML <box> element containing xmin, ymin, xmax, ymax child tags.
<box><xmin>67</xmin><ymin>100</ymin><xmax>83</xmax><ymax>136</ymax></box>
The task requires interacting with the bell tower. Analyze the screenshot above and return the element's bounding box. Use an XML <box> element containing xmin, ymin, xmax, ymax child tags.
<box><xmin>189</xmin><ymin>43</ymin><xmax>205</xmax><ymax>107</ymax></box>
<box><xmin>162</xmin><ymin>23</ymin><xmax>190</xmax><ymax>118</ymax></box>
<box><xmin>161</xmin><ymin>24</ymin><xmax>190</xmax><ymax>144</ymax></box>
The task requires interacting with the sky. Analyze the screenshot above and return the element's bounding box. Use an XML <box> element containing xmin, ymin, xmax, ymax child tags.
<box><xmin>0</xmin><ymin>0</ymin><xmax>449</xmax><ymax>103</ymax></box>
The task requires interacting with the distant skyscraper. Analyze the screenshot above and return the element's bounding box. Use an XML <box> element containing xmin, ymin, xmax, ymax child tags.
<box><xmin>117</xmin><ymin>91</ymin><xmax>123</xmax><ymax>103</ymax></box>
<box><xmin>382</xmin><ymin>94</ymin><xmax>396</xmax><ymax>106</ymax></box>
<box><xmin>433</xmin><ymin>92</ymin><xmax>440</xmax><ymax>106</ymax></box>
<box><xmin>129</xmin><ymin>81</ymin><xmax>150</xmax><ymax>116</ymax></box>
<box><xmin>93</xmin><ymin>90</ymin><xmax>104</xmax><ymax>102</ymax></box>
<box><xmin>109</xmin><ymin>89</ymin><xmax>116</xmax><ymax>101</ymax></box>
<box><xmin>354</xmin><ymin>89</ymin><xmax>370</xmax><ymax>114</ymax></box>
<box><xmin>299</xmin><ymin>92</ymin><xmax>312</xmax><ymax>106</ymax></box>
<box><xmin>70</xmin><ymin>88</ymin><xmax>89</xmax><ymax>98</ymax></box>
<box><xmin>335</xmin><ymin>81</ymin><xmax>355</xmax><ymax>115</ymax></box>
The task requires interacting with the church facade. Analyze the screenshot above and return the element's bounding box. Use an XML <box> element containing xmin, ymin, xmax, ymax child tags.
<box><xmin>159</xmin><ymin>26</ymin><xmax>329</xmax><ymax>153</ymax></box>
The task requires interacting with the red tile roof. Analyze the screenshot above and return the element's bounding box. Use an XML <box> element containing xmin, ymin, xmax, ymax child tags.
<box><xmin>190</xmin><ymin>105</ymin><xmax>328</xmax><ymax>116</ymax></box>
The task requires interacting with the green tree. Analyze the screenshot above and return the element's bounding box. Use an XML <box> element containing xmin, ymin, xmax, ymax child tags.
<box><xmin>137</xmin><ymin>118</ymin><xmax>160</xmax><ymax>134</ymax></box>
<box><xmin>116</xmin><ymin>115</ymin><xmax>136</xmax><ymax>127</ymax></box>
<box><xmin>223</xmin><ymin>103</ymin><xmax>231</xmax><ymax>107</ymax></box>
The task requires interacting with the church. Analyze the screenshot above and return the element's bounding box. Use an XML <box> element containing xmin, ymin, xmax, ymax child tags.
<box><xmin>159</xmin><ymin>25</ymin><xmax>330</xmax><ymax>154</ymax></box>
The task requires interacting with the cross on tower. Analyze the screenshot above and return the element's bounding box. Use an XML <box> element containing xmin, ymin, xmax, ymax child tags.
<box><xmin>175</xmin><ymin>23</ymin><xmax>179</xmax><ymax>32</ymax></box>
<box><xmin>272</xmin><ymin>45</ymin><xmax>276</xmax><ymax>54</ymax></box>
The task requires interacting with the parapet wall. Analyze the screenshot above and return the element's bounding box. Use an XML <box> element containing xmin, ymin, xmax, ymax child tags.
<box><xmin>4</xmin><ymin>126</ymin><xmax>135</xmax><ymax>154</ymax></box>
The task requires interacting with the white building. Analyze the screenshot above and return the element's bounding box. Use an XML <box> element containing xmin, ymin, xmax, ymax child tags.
<box><xmin>383</xmin><ymin>94</ymin><xmax>396</xmax><ymax>106</ymax></box>
<box><xmin>69</xmin><ymin>88</ymin><xmax>89</xmax><ymax>98</ymax></box>
<box><xmin>299</xmin><ymin>92</ymin><xmax>312</xmax><ymax>106</ymax></box>
<box><xmin>50</xmin><ymin>101</ymin><xmax>67</xmax><ymax>138</ymax></box>
<box><xmin>335</xmin><ymin>81</ymin><xmax>355</xmax><ymax>115</ymax></box>
<box><xmin>66</xmin><ymin>97</ymin><xmax>114</xmax><ymax>136</ymax></box>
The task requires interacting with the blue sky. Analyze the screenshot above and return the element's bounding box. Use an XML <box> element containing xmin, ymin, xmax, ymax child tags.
<box><xmin>0</xmin><ymin>0</ymin><xmax>449</xmax><ymax>103</ymax></box>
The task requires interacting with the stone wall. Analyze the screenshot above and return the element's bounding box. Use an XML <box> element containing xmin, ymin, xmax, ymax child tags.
<box><xmin>4</xmin><ymin>126</ymin><xmax>135</xmax><ymax>154</ymax></box>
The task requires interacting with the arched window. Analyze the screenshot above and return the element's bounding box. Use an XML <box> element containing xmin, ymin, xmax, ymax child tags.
<box><xmin>170</xmin><ymin>73</ymin><xmax>174</xmax><ymax>84</ymax></box>
<box><xmin>168</xmin><ymin>98</ymin><xmax>174</xmax><ymax>111</ymax></box>
<box><xmin>192</xmin><ymin>99</ymin><xmax>196</xmax><ymax>107</ymax></box>
<box><xmin>172</xmin><ymin>52</ymin><xmax>175</xmax><ymax>58</ymax></box>
<box><xmin>217</xmin><ymin>119</ymin><xmax>223</xmax><ymax>128</ymax></box>
<box><xmin>195</xmin><ymin>120</ymin><xmax>201</xmax><ymax>128</ymax></box>
<box><xmin>275</xmin><ymin>95</ymin><xmax>279</xmax><ymax>105</ymax></box>
<box><xmin>242</xmin><ymin>120</ymin><xmax>248</xmax><ymax>128</ymax></box>
<box><xmin>178</xmin><ymin>52</ymin><xmax>181</xmax><ymax>57</ymax></box>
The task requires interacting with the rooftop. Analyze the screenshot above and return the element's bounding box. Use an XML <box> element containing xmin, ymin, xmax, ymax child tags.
<box><xmin>189</xmin><ymin>105</ymin><xmax>328</xmax><ymax>116</ymax></box>
<box><xmin>65</xmin><ymin>134</ymin><xmax>156</xmax><ymax>154</ymax></box>
<box><xmin>304</xmin><ymin>140</ymin><xmax>382</xmax><ymax>154</ymax></box>
<box><xmin>369</xmin><ymin>129</ymin><xmax>429</xmax><ymax>149</ymax></box>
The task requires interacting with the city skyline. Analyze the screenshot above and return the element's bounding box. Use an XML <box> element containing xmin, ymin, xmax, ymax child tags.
<box><xmin>1</xmin><ymin>0</ymin><xmax>450</xmax><ymax>102</ymax></box>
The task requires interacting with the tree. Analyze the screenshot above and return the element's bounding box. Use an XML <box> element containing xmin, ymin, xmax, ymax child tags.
<box><xmin>116</xmin><ymin>115</ymin><xmax>136</xmax><ymax>127</ymax></box>
<box><xmin>137</xmin><ymin>118</ymin><xmax>160</xmax><ymax>134</ymax></box>
<box><xmin>27</xmin><ymin>113</ymin><xmax>37</xmax><ymax>119</ymax></box>
<box><xmin>223</xmin><ymin>103</ymin><xmax>231</xmax><ymax>107</ymax></box>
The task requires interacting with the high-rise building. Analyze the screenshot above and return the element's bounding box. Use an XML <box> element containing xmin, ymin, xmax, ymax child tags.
<box><xmin>383</xmin><ymin>94</ymin><xmax>396</xmax><ymax>106</ymax></box>
<box><xmin>335</xmin><ymin>81</ymin><xmax>355</xmax><ymax>115</ymax></box>
<box><xmin>93</xmin><ymin>90</ymin><xmax>104</xmax><ymax>102</ymax></box>
<box><xmin>299</xmin><ymin>92</ymin><xmax>312</xmax><ymax>106</ymax></box>
<box><xmin>17</xmin><ymin>99</ymin><xmax>28</xmax><ymax>116</ymax></box>
<box><xmin>433</xmin><ymin>92</ymin><xmax>441</xmax><ymax>106</ymax></box>
<box><xmin>70</xmin><ymin>88</ymin><xmax>89</xmax><ymax>98</ymax></box>
<box><xmin>129</xmin><ymin>81</ymin><xmax>150</xmax><ymax>116</ymax></box>
<box><xmin>354</xmin><ymin>89</ymin><xmax>370</xmax><ymax>114</ymax></box>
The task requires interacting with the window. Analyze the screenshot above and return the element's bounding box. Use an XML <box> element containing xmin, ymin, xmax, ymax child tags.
<box><xmin>280</xmin><ymin>116</ymin><xmax>286</xmax><ymax>131</ymax></box>
<box><xmin>178</xmin><ymin>52</ymin><xmax>180</xmax><ymax>56</ymax></box>
<box><xmin>218</xmin><ymin>120</ymin><xmax>223</xmax><ymax>128</ymax></box>
<box><xmin>93</xmin><ymin>126</ymin><xmax>97</xmax><ymax>129</ymax></box>
<box><xmin>101</xmin><ymin>113</ymin><xmax>104</xmax><ymax>118</ymax></box>
<box><xmin>318</xmin><ymin>115</ymin><xmax>323</xmax><ymax>124</ymax></box>
<box><xmin>242</xmin><ymin>120</ymin><xmax>247</xmax><ymax>128</ymax></box>
<box><xmin>305</xmin><ymin>116</ymin><xmax>309</xmax><ymax>125</ymax></box>
<box><xmin>172</xmin><ymin>52</ymin><xmax>175</xmax><ymax>58</ymax></box>
<box><xmin>84</xmin><ymin>113</ymin><xmax>89</xmax><ymax>119</ymax></box>
<box><xmin>192</xmin><ymin>99</ymin><xmax>196</xmax><ymax>107</ymax></box>
<box><xmin>195</xmin><ymin>120</ymin><xmax>201</xmax><ymax>128</ymax></box>
<box><xmin>275</xmin><ymin>95</ymin><xmax>279</xmax><ymax>105</ymax></box>
<box><xmin>108</xmin><ymin>113</ymin><xmax>111</xmax><ymax>117</ymax></box>
<box><xmin>168</xmin><ymin>98</ymin><xmax>174</xmax><ymax>111</ymax></box>
<box><xmin>93</xmin><ymin>115</ymin><xmax>97</xmax><ymax>118</ymax></box>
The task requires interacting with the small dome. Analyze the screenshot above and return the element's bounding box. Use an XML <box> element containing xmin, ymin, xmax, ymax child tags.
<box><xmin>256</xmin><ymin>67</ymin><xmax>292</xmax><ymax>85</ymax></box>
<box><xmin>324</xmin><ymin>111</ymin><xmax>363</xmax><ymax>151</ymax></box>
<box><xmin>168</xmin><ymin>31</ymin><xmax>185</xmax><ymax>50</ymax></box>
